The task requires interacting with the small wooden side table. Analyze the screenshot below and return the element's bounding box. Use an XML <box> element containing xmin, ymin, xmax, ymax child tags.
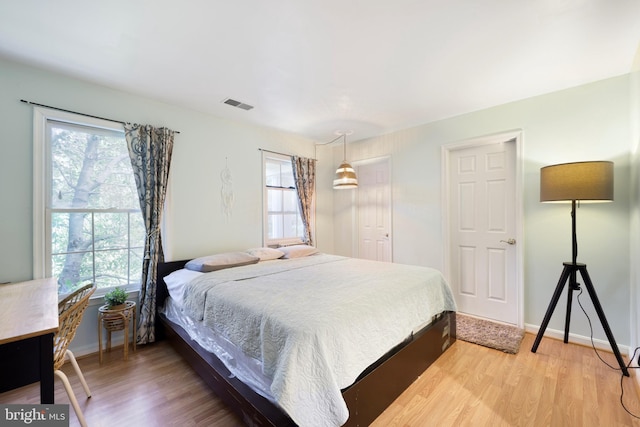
<box><xmin>98</xmin><ymin>301</ymin><xmax>136</xmax><ymax>363</ymax></box>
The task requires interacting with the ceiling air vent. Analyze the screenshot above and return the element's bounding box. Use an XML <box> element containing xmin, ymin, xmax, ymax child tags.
<box><xmin>223</xmin><ymin>98</ymin><xmax>254</xmax><ymax>111</ymax></box>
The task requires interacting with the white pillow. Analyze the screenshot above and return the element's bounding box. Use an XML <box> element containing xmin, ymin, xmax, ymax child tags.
<box><xmin>163</xmin><ymin>269</ymin><xmax>203</xmax><ymax>306</ymax></box>
<box><xmin>245</xmin><ymin>247</ymin><xmax>285</xmax><ymax>261</ymax></box>
<box><xmin>279</xmin><ymin>245</ymin><xmax>319</xmax><ymax>259</ymax></box>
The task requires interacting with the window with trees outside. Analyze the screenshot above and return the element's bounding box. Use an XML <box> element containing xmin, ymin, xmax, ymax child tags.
<box><xmin>263</xmin><ymin>152</ymin><xmax>304</xmax><ymax>246</ymax></box>
<box><xmin>33</xmin><ymin>108</ymin><xmax>144</xmax><ymax>295</ymax></box>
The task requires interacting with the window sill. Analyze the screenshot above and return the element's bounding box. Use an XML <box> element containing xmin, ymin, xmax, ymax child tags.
<box><xmin>265</xmin><ymin>238</ymin><xmax>305</xmax><ymax>248</ymax></box>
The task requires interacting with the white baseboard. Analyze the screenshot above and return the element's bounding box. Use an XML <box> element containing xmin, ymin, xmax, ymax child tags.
<box><xmin>524</xmin><ymin>323</ymin><xmax>631</xmax><ymax>358</ymax></box>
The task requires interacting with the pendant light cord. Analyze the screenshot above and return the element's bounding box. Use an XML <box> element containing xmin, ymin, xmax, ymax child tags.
<box><xmin>342</xmin><ymin>134</ymin><xmax>347</xmax><ymax>161</ymax></box>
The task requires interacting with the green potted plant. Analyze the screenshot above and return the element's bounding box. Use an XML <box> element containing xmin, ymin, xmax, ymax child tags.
<box><xmin>104</xmin><ymin>287</ymin><xmax>128</xmax><ymax>310</ymax></box>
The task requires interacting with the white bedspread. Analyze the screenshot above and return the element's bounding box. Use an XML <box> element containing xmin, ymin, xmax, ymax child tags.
<box><xmin>180</xmin><ymin>254</ymin><xmax>456</xmax><ymax>427</ymax></box>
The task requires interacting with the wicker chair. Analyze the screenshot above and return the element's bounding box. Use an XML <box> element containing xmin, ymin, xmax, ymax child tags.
<box><xmin>54</xmin><ymin>284</ymin><xmax>96</xmax><ymax>427</ymax></box>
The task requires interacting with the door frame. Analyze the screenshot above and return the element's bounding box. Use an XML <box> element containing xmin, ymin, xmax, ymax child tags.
<box><xmin>441</xmin><ymin>130</ymin><xmax>524</xmax><ymax>327</ymax></box>
<box><xmin>351</xmin><ymin>156</ymin><xmax>393</xmax><ymax>261</ymax></box>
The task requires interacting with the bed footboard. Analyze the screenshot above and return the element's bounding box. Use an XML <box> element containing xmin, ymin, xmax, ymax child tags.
<box><xmin>342</xmin><ymin>311</ymin><xmax>455</xmax><ymax>426</ymax></box>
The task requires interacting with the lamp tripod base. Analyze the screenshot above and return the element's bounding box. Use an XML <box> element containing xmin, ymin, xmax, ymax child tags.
<box><xmin>531</xmin><ymin>262</ymin><xmax>629</xmax><ymax>377</ymax></box>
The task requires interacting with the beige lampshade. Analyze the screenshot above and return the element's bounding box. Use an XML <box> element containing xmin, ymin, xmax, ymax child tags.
<box><xmin>540</xmin><ymin>161</ymin><xmax>614</xmax><ymax>202</ymax></box>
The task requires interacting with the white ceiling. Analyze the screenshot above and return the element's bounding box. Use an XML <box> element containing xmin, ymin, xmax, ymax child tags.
<box><xmin>0</xmin><ymin>1</ymin><xmax>638</xmax><ymax>142</ymax></box>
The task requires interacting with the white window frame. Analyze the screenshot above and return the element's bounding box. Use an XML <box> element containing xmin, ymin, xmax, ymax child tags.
<box><xmin>33</xmin><ymin>107</ymin><xmax>141</xmax><ymax>296</ymax></box>
<box><xmin>262</xmin><ymin>152</ymin><xmax>305</xmax><ymax>247</ymax></box>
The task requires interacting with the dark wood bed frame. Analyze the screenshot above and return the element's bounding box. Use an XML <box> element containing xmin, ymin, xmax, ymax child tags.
<box><xmin>155</xmin><ymin>259</ymin><xmax>456</xmax><ymax>427</ymax></box>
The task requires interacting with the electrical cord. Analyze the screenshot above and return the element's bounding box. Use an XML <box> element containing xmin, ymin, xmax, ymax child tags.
<box><xmin>576</xmin><ymin>287</ymin><xmax>640</xmax><ymax>419</ymax></box>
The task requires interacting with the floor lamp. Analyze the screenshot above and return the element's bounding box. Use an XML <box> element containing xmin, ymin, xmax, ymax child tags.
<box><xmin>530</xmin><ymin>161</ymin><xmax>629</xmax><ymax>376</ymax></box>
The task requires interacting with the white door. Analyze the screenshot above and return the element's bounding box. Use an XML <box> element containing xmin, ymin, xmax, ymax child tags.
<box><xmin>357</xmin><ymin>158</ymin><xmax>392</xmax><ymax>262</ymax></box>
<box><xmin>446</xmin><ymin>137</ymin><xmax>518</xmax><ymax>325</ymax></box>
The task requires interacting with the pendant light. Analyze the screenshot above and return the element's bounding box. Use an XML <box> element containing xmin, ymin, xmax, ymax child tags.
<box><xmin>333</xmin><ymin>133</ymin><xmax>358</xmax><ymax>189</ymax></box>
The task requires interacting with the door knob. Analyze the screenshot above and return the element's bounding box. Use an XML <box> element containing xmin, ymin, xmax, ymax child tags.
<box><xmin>500</xmin><ymin>238</ymin><xmax>516</xmax><ymax>245</ymax></box>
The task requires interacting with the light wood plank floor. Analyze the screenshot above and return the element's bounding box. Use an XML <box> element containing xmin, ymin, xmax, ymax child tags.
<box><xmin>2</xmin><ymin>333</ymin><xmax>640</xmax><ymax>426</ymax></box>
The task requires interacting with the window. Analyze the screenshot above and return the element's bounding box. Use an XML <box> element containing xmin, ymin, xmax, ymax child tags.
<box><xmin>34</xmin><ymin>108</ymin><xmax>144</xmax><ymax>295</ymax></box>
<box><xmin>263</xmin><ymin>153</ymin><xmax>304</xmax><ymax>246</ymax></box>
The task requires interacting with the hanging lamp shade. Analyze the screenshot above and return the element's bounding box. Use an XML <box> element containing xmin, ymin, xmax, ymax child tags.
<box><xmin>333</xmin><ymin>162</ymin><xmax>358</xmax><ymax>189</ymax></box>
<box><xmin>333</xmin><ymin>134</ymin><xmax>358</xmax><ymax>189</ymax></box>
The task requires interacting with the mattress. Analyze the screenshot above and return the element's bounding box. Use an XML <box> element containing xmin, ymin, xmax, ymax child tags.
<box><xmin>160</xmin><ymin>253</ymin><xmax>456</xmax><ymax>427</ymax></box>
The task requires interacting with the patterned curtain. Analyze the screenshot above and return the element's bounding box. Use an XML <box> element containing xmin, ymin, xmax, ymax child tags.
<box><xmin>291</xmin><ymin>156</ymin><xmax>316</xmax><ymax>246</ymax></box>
<box><xmin>124</xmin><ymin>124</ymin><xmax>175</xmax><ymax>344</ymax></box>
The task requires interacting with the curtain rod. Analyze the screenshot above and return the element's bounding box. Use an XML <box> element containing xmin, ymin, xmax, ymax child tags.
<box><xmin>258</xmin><ymin>148</ymin><xmax>317</xmax><ymax>161</ymax></box>
<box><xmin>20</xmin><ymin>99</ymin><xmax>181</xmax><ymax>134</ymax></box>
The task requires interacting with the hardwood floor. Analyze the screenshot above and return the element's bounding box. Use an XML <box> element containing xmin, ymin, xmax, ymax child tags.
<box><xmin>374</xmin><ymin>333</ymin><xmax>640</xmax><ymax>426</ymax></box>
<box><xmin>2</xmin><ymin>334</ymin><xmax>640</xmax><ymax>426</ymax></box>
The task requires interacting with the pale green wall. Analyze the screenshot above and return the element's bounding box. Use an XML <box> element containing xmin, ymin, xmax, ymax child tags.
<box><xmin>1</xmin><ymin>55</ymin><xmax>635</xmax><ymax>352</ymax></box>
<box><xmin>0</xmin><ymin>57</ymin><xmax>323</xmax><ymax>281</ymax></box>
<box><xmin>0</xmin><ymin>57</ymin><xmax>326</xmax><ymax>355</ymax></box>
<box><xmin>331</xmin><ymin>75</ymin><xmax>633</xmax><ymax>346</ymax></box>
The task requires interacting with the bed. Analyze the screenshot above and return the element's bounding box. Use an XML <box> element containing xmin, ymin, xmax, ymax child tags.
<box><xmin>155</xmin><ymin>249</ymin><xmax>457</xmax><ymax>427</ymax></box>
